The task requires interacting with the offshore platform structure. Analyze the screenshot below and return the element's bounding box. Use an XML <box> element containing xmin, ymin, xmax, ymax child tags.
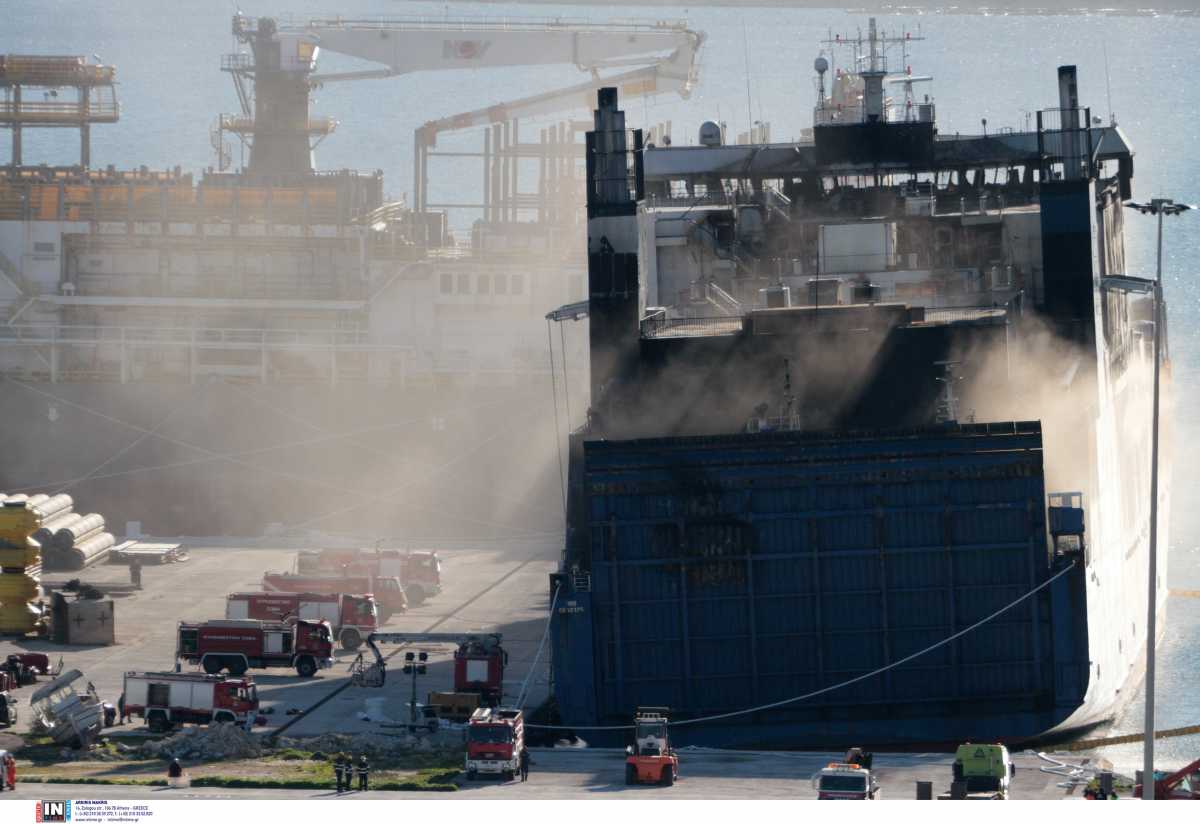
<box><xmin>0</xmin><ymin>55</ymin><xmax>118</xmax><ymax>168</ymax></box>
<box><xmin>551</xmin><ymin>17</ymin><xmax>1159</xmax><ymax>747</ymax></box>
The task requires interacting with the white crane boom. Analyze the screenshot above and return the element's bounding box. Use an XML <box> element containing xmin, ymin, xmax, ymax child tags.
<box><xmin>297</xmin><ymin>16</ymin><xmax>702</xmax><ymax>85</ymax></box>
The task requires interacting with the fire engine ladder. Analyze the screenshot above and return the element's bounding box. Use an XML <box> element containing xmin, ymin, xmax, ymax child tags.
<box><xmin>350</xmin><ymin>632</ymin><xmax>502</xmax><ymax>688</ymax></box>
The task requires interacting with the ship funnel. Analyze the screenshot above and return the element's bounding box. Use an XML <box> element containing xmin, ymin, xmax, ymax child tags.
<box><xmin>1057</xmin><ymin>65</ymin><xmax>1084</xmax><ymax>181</ymax></box>
<box><xmin>1057</xmin><ymin>65</ymin><xmax>1080</xmax><ymax>116</ymax></box>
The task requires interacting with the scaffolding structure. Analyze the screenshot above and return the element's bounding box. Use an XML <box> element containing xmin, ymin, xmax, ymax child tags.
<box><xmin>0</xmin><ymin>55</ymin><xmax>119</xmax><ymax>168</ymax></box>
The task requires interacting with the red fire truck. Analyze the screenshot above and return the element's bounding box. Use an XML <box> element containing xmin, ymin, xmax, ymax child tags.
<box><xmin>176</xmin><ymin>618</ymin><xmax>334</xmax><ymax>677</ymax></box>
<box><xmin>123</xmin><ymin>671</ymin><xmax>260</xmax><ymax>732</ymax></box>
<box><xmin>296</xmin><ymin>548</ymin><xmax>443</xmax><ymax>604</ymax></box>
<box><xmin>262</xmin><ymin>571</ymin><xmax>408</xmax><ymax>621</ymax></box>
<box><xmin>225</xmin><ymin>591</ymin><xmax>378</xmax><ymax>651</ymax></box>
<box><xmin>465</xmin><ymin>707</ymin><xmax>525</xmax><ymax>781</ymax></box>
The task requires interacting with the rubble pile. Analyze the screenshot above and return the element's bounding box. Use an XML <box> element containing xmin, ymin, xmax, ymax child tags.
<box><xmin>276</xmin><ymin>734</ymin><xmax>453</xmax><ymax>758</ymax></box>
<box><xmin>141</xmin><ymin>723</ymin><xmax>262</xmax><ymax>761</ymax></box>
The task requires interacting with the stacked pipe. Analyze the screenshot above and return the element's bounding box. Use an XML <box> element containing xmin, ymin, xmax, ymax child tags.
<box><xmin>52</xmin><ymin>513</ymin><xmax>111</xmax><ymax>570</ymax></box>
<box><xmin>0</xmin><ymin>495</ymin><xmax>48</xmax><ymax>635</ymax></box>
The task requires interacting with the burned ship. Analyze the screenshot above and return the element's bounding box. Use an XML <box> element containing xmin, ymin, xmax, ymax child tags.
<box><xmin>550</xmin><ymin>22</ymin><xmax>1168</xmax><ymax>745</ymax></box>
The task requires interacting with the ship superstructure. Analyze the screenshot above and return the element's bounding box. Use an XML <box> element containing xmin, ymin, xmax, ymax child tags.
<box><xmin>549</xmin><ymin>21</ymin><xmax>1167</xmax><ymax>746</ymax></box>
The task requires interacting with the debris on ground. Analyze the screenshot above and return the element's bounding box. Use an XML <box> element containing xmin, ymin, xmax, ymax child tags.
<box><xmin>274</xmin><ymin>730</ymin><xmax>460</xmax><ymax>756</ymax></box>
<box><xmin>140</xmin><ymin>723</ymin><xmax>262</xmax><ymax>761</ymax></box>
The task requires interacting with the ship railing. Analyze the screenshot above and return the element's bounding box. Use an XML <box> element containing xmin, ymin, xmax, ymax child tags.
<box><xmin>1037</xmin><ymin>107</ymin><xmax>1094</xmax><ymax>180</ymax></box>
<box><xmin>640</xmin><ymin>314</ymin><xmax>744</xmax><ymax>339</ymax></box>
<box><xmin>300</xmin><ymin>15</ymin><xmax>690</xmax><ymax>33</ymax></box>
<box><xmin>813</xmin><ymin>105</ymin><xmax>865</xmax><ymax>127</ymax></box>
<box><xmin>0</xmin><ymin>324</ymin><xmax>393</xmax><ymax>350</ymax></box>
<box><xmin>0</xmin><ymin>97</ymin><xmax>119</xmax><ymax>124</ymax></box>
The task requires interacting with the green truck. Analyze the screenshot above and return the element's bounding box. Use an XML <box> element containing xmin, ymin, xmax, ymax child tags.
<box><xmin>940</xmin><ymin>743</ymin><xmax>1014</xmax><ymax>799</ymax></box>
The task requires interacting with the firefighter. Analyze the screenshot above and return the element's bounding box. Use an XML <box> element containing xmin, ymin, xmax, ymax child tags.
<box><xmin>117</xmin><ymin>691</ymin><xmax>127</xmax><ymax>724</ymax></box>
<box><xmin>167</xmin><ymin>759</ymin><xmax>183</xmax><ymax>779</ymax></box>
<box><xmin>333</xmin><ymin>753</ymin><xmax>347</xmax><ymax>793</ymax></box>
<box><xmin>519</xmin><ymin>747</ymin><xmax>531</xmax><ymax>782</ymax></box>
<box><xmin>356</xmin><ymin>753</ymin><xmax>369</xmax><ymax>791</ymax></box>
<box><xmin>130</xmin><ymin>557</ymin><xmax>143</xmax><ymax>589</ymax></box>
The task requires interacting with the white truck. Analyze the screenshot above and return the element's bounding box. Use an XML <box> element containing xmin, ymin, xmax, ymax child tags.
<box><xmin>813</xmin><ymin>762</ymin><xmax>880</xmax><ymax>799</ymax></box>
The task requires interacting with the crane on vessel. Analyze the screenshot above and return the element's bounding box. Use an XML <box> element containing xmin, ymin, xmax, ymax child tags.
<box><xmin>219</xmin><ymin>13</ymin><xmax>703</xmax><ymax>179</ymax></box>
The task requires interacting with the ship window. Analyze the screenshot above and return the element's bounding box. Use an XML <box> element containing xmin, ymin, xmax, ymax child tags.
<box><xmin>477</xmin><ymin>274</ymin><xmax>490</xmax><ymax>294</ymax></box>
<box><xmin>494</xmin><ymin>273</ymin><xmax>508</xmax><ymax>295</ymax></box>
<box><xmin>457</xmin><ymin>273</ymin><xmax>470</xmax><ymax>294</ymax></box>
<box><xmin>440</xmin><ymin>273</ymin><xmax>453</xmax><ymax>295</ymax></box>
<box><xmin>511</xmin><ymin>273</ymin><xmax>525</xmax><ymax>295</ymax></box>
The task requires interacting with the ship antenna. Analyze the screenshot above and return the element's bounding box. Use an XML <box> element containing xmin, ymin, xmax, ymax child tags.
<box><xmin>1103</xmin><ymin>41</ymin><xmax>1115</xmax><ymax>125</ymax></box>
<box><xmin>742</xmin><ymin>20</ymin><xmax>755</xmax><ymax>137</ymax></box>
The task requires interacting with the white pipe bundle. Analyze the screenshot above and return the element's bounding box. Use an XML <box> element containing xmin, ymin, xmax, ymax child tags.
<box><xmin>31</xmin><ymin>512</ymin><xmax>83</xmax><ymax>559</ymax></box>
<box><xmin>25</xmin><ymin>493</ymin><xmax>50</xmax><ymax>508</ymax></box>
<box><xmin>31</xmin><ymin>494</ymin><xmax>73</xmax><ymax>522</ymax></box>
<box><xmin>66</xmin><ymin>532</ymin><xmax>115</xmax><ymax>570</ymax></box>
<box><xmin>53</xmin><ymin>513</ymin><xmax>105</xmax><ymax>553</ymax></box>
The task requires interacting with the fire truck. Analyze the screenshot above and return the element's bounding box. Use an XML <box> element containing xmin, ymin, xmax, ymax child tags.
<box><xmin>296</xmin><ymin>548</ymin><xmax>443</xmax><ymax>604</ymax></box>
<box><xmin>262</xmin><ymin>571</ymin><xmax>407</xmax><ymax>620</ymax></box>
<box><xmin>465</xmin><ymin>707</ymin><xmax>525</xmax><ymax>781</ymax></box>
<box><xmin>225</xmin><ymin>591</ymin><xmax>378</xmax><ymax>651</ymax></box>
<box><xmin>176</xmin><ymin>618</ymin><xmax>334</xmax><ymax>677</ymax></box>
<box><xmin>123</xmin><ymin>671</ymin><xmax>260</xmax><ymax>732</ymax></box>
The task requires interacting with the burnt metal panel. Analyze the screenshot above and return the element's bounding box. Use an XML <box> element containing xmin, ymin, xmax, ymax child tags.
<box><xmin>580</xmin><ymin>423</ymin><xmax>1063</xmax><ymax>737</ymax></box>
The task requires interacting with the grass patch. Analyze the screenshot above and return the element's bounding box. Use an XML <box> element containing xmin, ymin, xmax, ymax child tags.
<box><xmin>269</xmin><ymin>748</ymin><xmax>315</xmax><ymax>761</ymax></box>
<box><xmin>190</xmin><ymin>768</ymin><xmax>459</xmax><ymax>792</ymax></box>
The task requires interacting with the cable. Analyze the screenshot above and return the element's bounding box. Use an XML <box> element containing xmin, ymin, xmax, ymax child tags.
<box><xmin>546</xmin><ymin>319</ymin><xmax>567</xmax><ymax>518</ymax></box>
<box><xmin>517</xmin><ymin>584</ymin><xmax>561</xmax><ymax>709</ymax></box>
<box><xmin>4</xmin><ymin>375</ymin><xmax>518</xmax><ymax>490</ymax></box>
<box><xmin>559</xmin><ymin>320</ymin><xmax>572</xmax><ymax>433</ymax></box>
<box><xmin>526</xmin><ymin>559</ymin><xmax>1078</xmax><ymax>731</ymax></box>
<box><xmin>53</xmin><ymin>393</ymin><xmax>188</xmax><ymax>495</ymax></box>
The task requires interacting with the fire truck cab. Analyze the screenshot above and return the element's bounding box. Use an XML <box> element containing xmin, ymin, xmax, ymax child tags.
<box><xmin>465</xmin><ymin>707</ymin><xmax>525</xmax><ymax>781</ymax></box>
<box><xmin>813</xmin><ymin>762</ymin><xmax>880</xmax><ymax>799</ymax></box>
<box><xmin>625</xmin><ymin>707</ymin><xmax>678</xmax><ymax>786</ymax></box>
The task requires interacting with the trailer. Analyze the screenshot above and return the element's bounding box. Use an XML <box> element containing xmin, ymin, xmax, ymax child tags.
<box><xmin>176</xmin><ymin>618</ymin><xmax>334</xmax><ymax>678</ymax></box>
<box><xmin>123</xmin><ymin>671</ymin><xmax>260</xmax><ymax>732</ymax></box>
<box><xmin>225</xmin><ymin>591</ymin><xmax>378</xmax><ymax>651</ymax></box>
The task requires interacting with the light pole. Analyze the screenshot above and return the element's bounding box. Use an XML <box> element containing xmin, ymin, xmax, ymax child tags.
<box><xmin>1124</xmin><ymin>197</ymin><xmax>1194</xmax><ymax>799</ymax></box>
<box><xmin>402</xmin><ymin>650</ymin><xmax>428</xmax><ymax>732</ymax></box>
